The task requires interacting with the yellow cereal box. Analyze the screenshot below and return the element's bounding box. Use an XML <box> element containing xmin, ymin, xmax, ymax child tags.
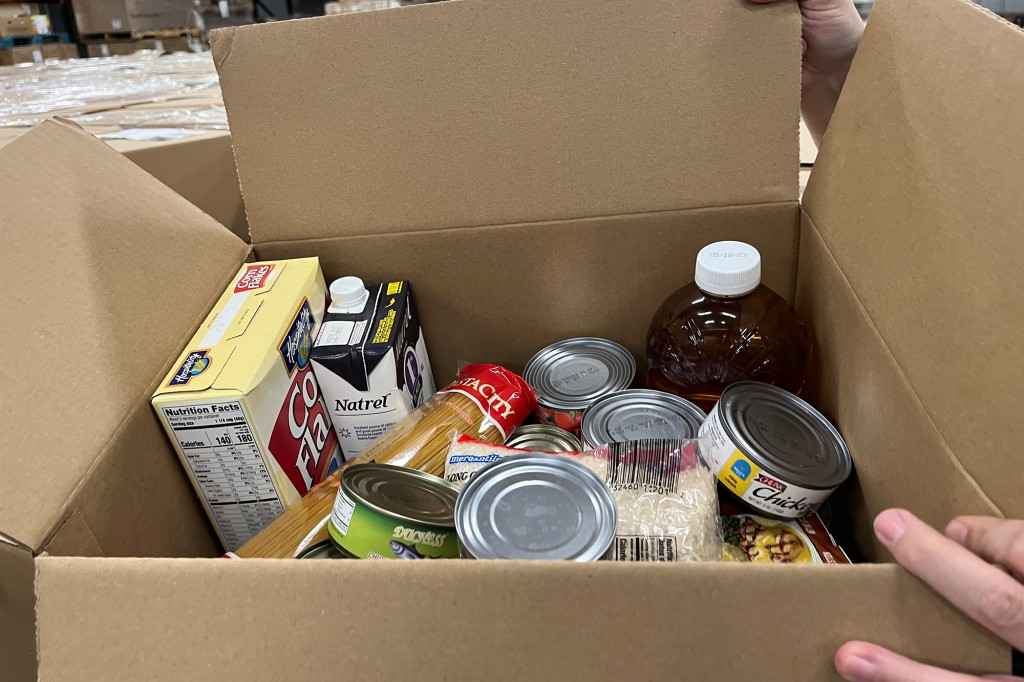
<box><xmin>153</xmin><ymin>258</ymin><xmax>341</xmax><ymax>551</ymax></box>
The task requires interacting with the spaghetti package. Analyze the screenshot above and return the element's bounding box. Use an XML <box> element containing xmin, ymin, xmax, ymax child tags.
<box><xmin>348</xmin><ymin>364</ymin><xmax>537</xmax><ymax>477</ymax></box>
<box><xmin>574</xmin><ymin>439</ymin><xmax>722</xmax><ymax>563</ymax></box>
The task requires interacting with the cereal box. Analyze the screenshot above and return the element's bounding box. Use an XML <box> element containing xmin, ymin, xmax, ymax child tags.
<box><xmin>152</xmin><ymin>258</ymin><xmax>342</xmax><ymax>551</ymax></box>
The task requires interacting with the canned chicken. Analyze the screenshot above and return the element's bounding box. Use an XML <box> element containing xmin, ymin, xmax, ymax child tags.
<box><xmin>698</xmin><ymin>382</ymin><xmax>852</xmax><ymax>519</ymax></box>
<box><xmin>327</xmin><ymin>464</ymin><xmax>460</xmax><ymax>559</ymax></box>
<box><xmin>505</xmin><ymin>424</ymin><xmax>582</xmax><ymax>452</ymax></box>
<box><xmin>523</xmin><ymin>337</ymin><xmax>635</xmax><ymax>435</ymax></box>
<box><xmin>580</xmin><ymin>389</ymin><xmax>705</xmax><ymax>449</ymax></box>
<box><xmin>455</xmin><ymin>454</ymin><xmax>617</xmax><ymax>561</ymax></box>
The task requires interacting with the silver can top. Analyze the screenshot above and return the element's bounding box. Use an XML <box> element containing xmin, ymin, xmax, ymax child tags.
<box><xmin>505</xmin><ymin>424</ymin><xmax>583</xmax><ymax>453</ymax></box>
<box><xmin>715</xmin><ymin>382</ymin><xmax>852</xmax><ymax>490</ymax></box>
<box><xmin>581</xmin><ymin>389</ymin><xmax>706</xmax><ymax>448</ymax></box>
<box><xmin>522</xmin><ymin>337</ymin><xmax>636</xmax><ymax>410</ymax></box>
<box><xmin>455</xmin><ymin>454</ymin><xmax>617</xmax><ymax>561</ymax></box>
<box><xmin>342</xmin><ymin>463</ymin><xmax>459</xmax><ymax>529</ymax></box>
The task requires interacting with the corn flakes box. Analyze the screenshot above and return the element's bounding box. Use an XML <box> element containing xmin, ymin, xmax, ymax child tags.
<box><xmin>153</xmin><ymin>258</ymin><xmax>341</xmax><ymax>551</ymax></box>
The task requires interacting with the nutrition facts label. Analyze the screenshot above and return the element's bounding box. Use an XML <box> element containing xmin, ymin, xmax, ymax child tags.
<box><xmin>161</xmin><ymin>402</ymin><xmax>284</xmax><ymax>550</ymax></box>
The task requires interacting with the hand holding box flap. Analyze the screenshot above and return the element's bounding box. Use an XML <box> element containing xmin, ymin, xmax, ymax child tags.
<box><xmin>212</xmin><ymin>0</ymin><xmax>801</xmax><ymax>243</ymax></box>
<box><xmin>0</xmin><ymin>120</ymin><xmax>249</xmax><ymax>551</ymax></box>
<box><xmin>801</xmin><ymin>0</ymin><xmax>1024</xmax><ymax>520</ymax></box>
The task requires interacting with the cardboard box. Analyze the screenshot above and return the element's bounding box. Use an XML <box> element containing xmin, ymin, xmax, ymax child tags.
<box><xmin>1</xmin><ymin>0</ymin><xmax>1021</xmax><ymax>679</ymax></box>
<box><xmin>152</xmin><ymin>258</ymin><xmax>342</xmax><ymax>551</ymax></box>
<box><xmin>0</xmin><ymin>15</ymin><xmax>48</xmax><ymax>38</ymax></box>
<box><xmin>73</xmin><ymin>0</ymin><xmax>194</xmax><ymax>36</ymax></box>
<box><xmin>84</xmin><ymin>35</ymin><xmax>192</xmax><ymax>57</ymax></box>
<box><xmin>0</xmin><ymin>43</ymin><xmax>75</xmax><ymax>66</ymax></box>
<box><xmin>0</xmin><ymin>127</ymin><xmax>246</xmax><ymax>240</ymax></box>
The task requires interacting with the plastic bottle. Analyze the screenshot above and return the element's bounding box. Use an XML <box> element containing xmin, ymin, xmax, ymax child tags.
<box><xmin>645</xmin><ymin>241</ymin><xmax>813</xmax><ymax>412</ymax></box>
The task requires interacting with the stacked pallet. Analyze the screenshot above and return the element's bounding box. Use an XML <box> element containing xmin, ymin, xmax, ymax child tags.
<box><xmin>81</xmin><ymin>27</ymin><xmax>205</xmax><ymax>58</ymax></box>
<box><xmin>0</xmin><ymin>13</ymin><xmax>75</xmax><ymax>65</ymax></box>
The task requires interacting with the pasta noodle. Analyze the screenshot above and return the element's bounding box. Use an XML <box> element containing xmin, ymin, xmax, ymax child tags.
<box><xmin>347</xmin><ymin>364</ymin><xmax>537</xmax><ymax>477</ymax></box>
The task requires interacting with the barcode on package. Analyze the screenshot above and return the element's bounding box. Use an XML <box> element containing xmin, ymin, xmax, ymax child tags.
<box><xmin>608</xmin><ymin>536</ymin><xmax>678</xmax><ymax>562</ymax></box>
<box><xmin>605</xmin><ymin>439</ymin><xmax>687</xmax><ymax>493</ymax></box>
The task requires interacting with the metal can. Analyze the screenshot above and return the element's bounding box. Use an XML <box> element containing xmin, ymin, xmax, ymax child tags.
<box><xmin>698</xmin><ymin>382</ymin><xmax>852</xmax><ymax>520</ymax></box>
<box><xmin>297</xmin><ymin>539</ymin><xmax>353</xmax><ymax>559</ymax></box>
<box><xmin>523</xmin><ymin>337</ymin><xmax>636</xmax><ymax>435</ymax></box>
<box><xmin>456</xmin><ymin>454</ymin><xmax>617</xmax><ymax>561</ymax></box>
<box><xmin>505</xmin><ymin>424</ymin><xmax>583</xmax><ymax>452</ymax></box>
<box><xmin>327</xmin><ymin>464</ymin><xmax>461</xmax><ymax>559</ymax></box>
<box><xmin>580</xmin><ymin>389</ymin><xmax>706</xmax><ymax>448</ymax></box>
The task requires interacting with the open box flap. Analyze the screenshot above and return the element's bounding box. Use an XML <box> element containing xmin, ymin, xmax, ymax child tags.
<box><xmin>0</xmin><ymin>120</ymin><xmax>251</xmax><ymax>551</ymax></box>
<box><xmin>802</xmin><ymin>0</ymin><xmax>1024</xmax><ymax>519</ymax></box>
<box><xmin>212</xmin><ymin>0</ymin><xmax>801</xmax><ymax>245</ymax></box>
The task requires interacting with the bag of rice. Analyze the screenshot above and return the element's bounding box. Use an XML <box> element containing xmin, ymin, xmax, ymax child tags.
<box><xmin>571</xmin><ymin>439</ymin><xmax>722</xmax><ymax>562</ymax></box>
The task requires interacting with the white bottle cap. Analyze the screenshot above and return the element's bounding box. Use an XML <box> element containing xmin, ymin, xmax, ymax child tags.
<box><xmin>694</xmin><ymin>241</ymin><xmax>761</xmax><ymax>297</ymax></box>
<box><xmin>329</xmin><ymin>276</ymin><xmax>369</xmax><ymax>313</ymax></box>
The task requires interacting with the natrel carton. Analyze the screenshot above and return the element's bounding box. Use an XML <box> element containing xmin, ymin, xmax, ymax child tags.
<box><xmin>152</xmin><ymin>258</ymin><xmax>342</xmax><ymax>551</ymax></box>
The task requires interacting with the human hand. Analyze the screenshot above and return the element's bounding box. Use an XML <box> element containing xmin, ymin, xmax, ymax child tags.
<box><xmin>835</xmin><ymin>509</ymin><xmax>1024</xmax><ymax>681</ymax></box>
<box><xmin>748</xmin><ymin>0</ymin><xmax>864</xmax><ymax>144</ymax></box>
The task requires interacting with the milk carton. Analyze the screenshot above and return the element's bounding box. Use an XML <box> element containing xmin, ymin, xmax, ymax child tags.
<box><xmin>311</xmin><ymin>278</ymin><xmax>435</xmax><ymax>460</ymax></box>
<box><xmin>152</xmin><ymin>258</ymin><xmax>342</xmax><ymax>551</ymax></box>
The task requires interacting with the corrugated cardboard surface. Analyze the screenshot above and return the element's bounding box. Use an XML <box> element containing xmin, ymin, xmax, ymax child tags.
<box><xmin>7</xmin><ymin>0</ymin><xmax>1023</xmax><ymax>678</ymax></box>
<box><xmin>121</xmin><ymin>131</ymin><xmax>248</xmax><ymax>241</ymax></box>
<box><xmin>42</xmin><ymin>404</ymin><xmax>220</xmax><ymax>558</ymax></box>
<box><xmin>0</xmin><ymin>121</ymin><xmax>248</xmax><ymax>550</ymax></box>
<box><xmin>804</xmin><ymin>0</ymin><xmax>1024</xmax><ymax>520</ymax></box>
<box><xmin>34</xmin><ymin>558</ymin><xmax>1006</xmax><ymax>681</ymax></box>
<box><xmin>797</xmin><ymin>212</ymin><xmax>999</xmax><ymax>557</ymax></box>
<box><xmin>0</xmin><ymin>542</ymin><xmax>35</xmax><ymax>682</ymax></box>
<box><xmin>259</xmin><ymin>203</ymin><xmax>800</xmax><ymax>381</ymax></box>
<box><xmin>0</xmin><ymin>129</ymin><xmax>247</xmax><ymax>241</ymax></box>
<box><xmin>214</xmin><ymin>0</ymin><xmax>801</xmax><ymax>243</ymax></box>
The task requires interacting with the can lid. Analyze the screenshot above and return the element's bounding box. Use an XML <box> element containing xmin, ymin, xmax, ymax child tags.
<box><xmin>455</xmin><ymin>454</ymin><xmax>617</xmax><ymax>561</ymax></box>
<box><xmin>523</xmin><ymin>337</ymin><xmax>635</xmax><ymax>410</ymax></box>
<box><xmin>505</xmin><ymin>424</ymin><xmax>583</xmax><ymax>453</ymax></box>
<box><xmin>717</xmin><ymin>382</ymin><xmax>852</xmax><ymax>489</ymax></box>
<box><xmin>343</xmin><ymin>464</ymin><xmax>459</xmax><ymax>528</ymax></box>
<box><xmin>581</xmin><ymin>389</ymin><xmax>706</xmax><ymax>447</ymax></box>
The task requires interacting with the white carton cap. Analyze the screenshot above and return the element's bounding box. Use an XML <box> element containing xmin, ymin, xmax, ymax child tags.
<box><xmin>329</xmin><ymin>276</ymin><xmax>369</xmax><ymax>313</ymax></box>
<box><xmin>694</xmin><ymin>241</ymin><xmax>761</xmax><ymax>297</ymax></box>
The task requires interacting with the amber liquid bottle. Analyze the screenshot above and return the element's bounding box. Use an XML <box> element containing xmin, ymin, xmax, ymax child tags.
<box><xmin>646</xmin><ymin>241</ymin><xmax>813</xmax><ymax>412</ymax></box>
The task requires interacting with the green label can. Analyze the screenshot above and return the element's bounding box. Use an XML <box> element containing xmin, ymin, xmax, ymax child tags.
<box><xmin>327</xmin><ymin>464</ymin><xmax>460</xmax><ymax>560</ymax></box>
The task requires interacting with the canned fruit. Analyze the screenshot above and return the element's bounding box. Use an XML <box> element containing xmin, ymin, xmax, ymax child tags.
<box><xmin>524</xmin><ymin>337</ymin><xmax>635</xmax><ymax>434</ymax></box>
